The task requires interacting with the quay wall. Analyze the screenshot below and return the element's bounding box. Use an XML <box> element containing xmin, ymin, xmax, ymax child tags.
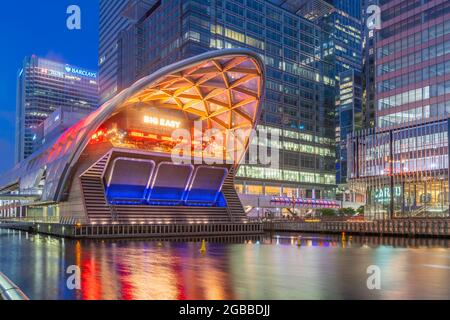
<box><xmin>1</xmin><ymin>221</ymin><xmax>264</xmax><ymax>239</ymax></box>
<box><xmin>264</xmin><ymin>219</ymin><xmax>450</xmax><ymax>238</ymax></box>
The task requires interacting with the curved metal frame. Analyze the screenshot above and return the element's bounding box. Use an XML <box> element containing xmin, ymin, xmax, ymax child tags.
<box><xmin>147</xmin><ymin>161</ymin><xmax>195</xmax><ymax>202</ymax></box>
<box><xmin>0</xmin><ymin>49</ymin><xmax>265</xmax><ymax>204</ymax></box>
<box><xmin>106</xmin><ymin>157</ymin><xmax>156</xmax><ymax>203</ymax></box>
<box><xmin>185</xmin><ymin>165</ymin><xmax>229</xmax><ymax>204</ymax></box>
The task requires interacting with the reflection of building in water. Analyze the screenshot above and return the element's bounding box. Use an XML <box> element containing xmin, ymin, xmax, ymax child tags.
<box><xmin>74</xmin><ymin>241</ymin><xmax>233</xmax><ymax>300</ymax></box>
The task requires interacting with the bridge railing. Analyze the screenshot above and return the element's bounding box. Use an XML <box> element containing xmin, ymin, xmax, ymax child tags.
<box><xmin>0</xmin><ymin>272</ymin><xmax>29</xmax><ymax>301</ymax></box>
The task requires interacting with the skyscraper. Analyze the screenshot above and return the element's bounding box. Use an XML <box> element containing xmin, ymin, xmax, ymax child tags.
<box><xmin>16</xmin><ymin>55</ymin><xmax>98</xmax><ymax>163</ymax></box>
<box><xmin>98</xmin><ymin>0</ymin><xmax>133</xmax><ymax>104</ymax></box>
<box><xmin>361</xmin><ymin>0</ymin><xmax>378</xmax><ymax>129</ymax></box>
<box><xmin>326</xmin><ymin>0</ymin><xmax>361</xmax><ymax>20</ymax></box>
<box><xmin>320</xmin><ymin>0</ymin><xmax>363</xmax><ymax>187</ymax></box>
<box><xmin>348</xmin><ymin>0</ymin><xmax>450</xmax><ymax>219</ymax></box>
<box><xmin>100</xmin><ymin>0</ymin><xmax>338</xmax><ymax>201</ymax></box>
<box><xmin>336</xmin><ymin>68</ymin><xmax>362</xmax><ymax>185</ymax></box>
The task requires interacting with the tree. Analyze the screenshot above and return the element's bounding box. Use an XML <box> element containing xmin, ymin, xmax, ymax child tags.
<box><xmin>318</xmin><ymin>208</ymin><xmax>337</xmax><ymax>217</ymax></box>
<box><xmin>357</xmin><ymin>206</ymin><xmax>364</xmax><ymax>215</ymax></box>
<box><xmin>338</xmin><ymin>207</ymin><xmax>356</xmax><ymax>216</ymax></box>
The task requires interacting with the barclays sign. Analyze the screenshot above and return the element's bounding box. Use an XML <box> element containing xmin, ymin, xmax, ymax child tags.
<box><xmin>64</xmin><ymin>65</ymin><xmax>97</xmax><ymax>78</ymax></box>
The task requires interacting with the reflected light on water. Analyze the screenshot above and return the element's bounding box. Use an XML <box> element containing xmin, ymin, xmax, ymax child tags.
<box><xmin>0</xmin><ymin>230</ymin><xmax>450</xmax><ymax>300</ymax></box>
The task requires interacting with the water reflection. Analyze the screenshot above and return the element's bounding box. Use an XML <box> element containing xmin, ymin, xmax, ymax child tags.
<box><xmin>1</xmin><ymin>229</ymin><xmax>449</xmax><ymax>300</ymax></box>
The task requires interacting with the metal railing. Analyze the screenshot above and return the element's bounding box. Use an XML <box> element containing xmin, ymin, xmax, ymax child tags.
<box><xmin>263</xmin><ymin>218</ymin><xmax>450</xmax><ymax>237</ymax></box>
<box><xmin>0</xmin><ymin>216</ymin><xmax>254</xmax><ymax>226</ymax></box>
<box><xmin>0</xmin><ymin>272</ymin><xmax>29</xmax><ymax>301</ymax></box>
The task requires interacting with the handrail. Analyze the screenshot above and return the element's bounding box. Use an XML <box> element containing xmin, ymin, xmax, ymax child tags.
<box><xmin>0</xmin><ymin>272</ymin><xmax>29</xmax><ymax>300</ymax></box>
<box><xmin>0</xmin><ymin>217</ymin><xmax>256</xmax><ymax>226</ymax></box>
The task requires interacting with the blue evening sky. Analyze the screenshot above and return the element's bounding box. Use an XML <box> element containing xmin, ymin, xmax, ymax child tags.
<box><xmin>0</xmin><ymin>0</ymin><xmax>99</xmax><ymax>173</ymax></box>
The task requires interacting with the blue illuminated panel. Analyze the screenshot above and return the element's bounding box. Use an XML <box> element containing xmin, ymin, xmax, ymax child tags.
<box><xmin>106</xmin><ymin>158</ymin><xmax>154</xmax><ymax>204</ymax></box>
<box><xmin>185</xmin><ymin>166</ymin><xmax>227</xmax><ymax>206</ymax></box>
<box><xmin>106</xmin><ymin>185</ymin><xmax>148</xmax><ymax>204</ymax></box>
<box><xmin>147</xmin><ymin>162</ymin><xmax>193</xmax><ymax>204</ymax></box>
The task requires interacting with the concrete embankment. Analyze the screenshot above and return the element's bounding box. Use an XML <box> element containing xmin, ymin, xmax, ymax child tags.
<box><xmin>1</xmin><ymin>220</ymin><xmax>263</xmax><ymax>239</ymax></box>
<box><xmin>0</xmin><ymin>272</ymin><xmax>28</xmax><ymax>300</ymax></box>
<box><xmin>263</xmin><ymin>219</ymin><xmax>450</xmax><ymax>238</ymax></box>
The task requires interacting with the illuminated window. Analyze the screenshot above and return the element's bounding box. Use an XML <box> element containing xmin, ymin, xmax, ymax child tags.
<box><xmin>265</xmin><ymin>186</ymin><xmax>281</xmax><ymax>196</ymax></box>
<box><xmin>247</xmin><ymin>185</ymin><xmax>263</xmax><ymax>195</ymax></box>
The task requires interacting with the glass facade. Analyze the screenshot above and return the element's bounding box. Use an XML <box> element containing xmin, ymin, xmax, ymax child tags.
<box><xmin>16</xmin><ymin>56</ymin><xmax>98</xmax><ymax>163</ymax></box>
<box><xmin>348</xmin><ymin>120</ymin><xmax>450</xmax><ymax>219</ymax></box>
<box><xmin>104</xmin><ymin>0</ymin><xmax>339</xmax><ymax>198</ymax></box>
<box><xmin>99</xmin><ymin>0</ymin><xmax>133</xmax><ymax>104</ymax></box>
<box><xmin>376</xmin><ymin>2</ymin><xmax>450</xmax><ymax>128</ymax></box>
<box><xmin>337</xmin><ymin>69</ymin><xmax>363</xmax><ymax>184</ymax></box>
<box><xmin>326</xmin><ymin>0</ymin><xmax>361</xmax><ymax>20</ymax></box>
<box><xmin>348</xmin><ymin>0</ymin><xmax>450</xmax><ymax>219</ymax></box>
<box><xmin>320</xmin><ymin>1</ymin><xmax>363</xmax><ymax>186</ymax></box>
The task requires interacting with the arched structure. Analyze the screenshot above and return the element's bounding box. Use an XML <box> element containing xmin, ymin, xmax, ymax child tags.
<box><xmin>0</xmin><ymin>49</ymin><xmax>265</xmax><ymax>224</ymax></box>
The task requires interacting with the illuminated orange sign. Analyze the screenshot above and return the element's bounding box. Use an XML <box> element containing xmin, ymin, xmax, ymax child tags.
<box><xmin>143</xmin><ymin>116</ymin><xmax>181</xmax><ymax>129</ymax></box>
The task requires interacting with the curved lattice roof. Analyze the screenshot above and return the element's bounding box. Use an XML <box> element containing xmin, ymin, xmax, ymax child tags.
<box><xmin>124</xmin><ymin>55</ymin><xmax>262</xmax><ymax>132</ymax></box>
<box><xmin>0</xmin><ymin>49</ymin><xmax>265</xmax><ymax>202</ymax></box>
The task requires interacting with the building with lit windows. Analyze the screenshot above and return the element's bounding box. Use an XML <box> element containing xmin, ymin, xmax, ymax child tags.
<box><xmin>0</xmin><ymin>50</ymin><xmax>265</xmax><ymax>230</ymax></box>
<box><xmin>319</xmin><ymin>0</ymin><xmax>364</xmax><ymax>187</ymax></box>
<box><xmin>362</xmin><ymin>0</ymin><xmax>377</xmax><ymax>129</ymax></box>
<box><xmin>348</xmin><ymin>0</ymin><xmax>450</xmax><ymax>219</ymax></box>
<box><xmin>16</xmin><ymin>55</ymin><xmax>99</xmax><ymax>163</ymax></box>
<box><xmin>336</xmin><ymin>69</ymin><xmax>363</xmax><ymax>185</ymax></box>
<box><xmin>99</xmin><ymin>0</ymin><xmax>134</xmax><ymax>104</ymax></box>
<box><xmin>100</xmin><ymin>0</ymin><xmax>338</xmax><ymax>208</ymax></box>
<box><xmin>326</xmin><ymin>0</ymin><xmax>361</xmax><ymax>20</ymax></box>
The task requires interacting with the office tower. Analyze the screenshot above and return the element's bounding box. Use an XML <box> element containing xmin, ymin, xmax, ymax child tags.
<box><xmin>336</xmin><ymin>68</ymin><xmax>362</xmax><ymax>187</ymax></box>
<box><xmin>320</xmin><ymin>0</ymin><xmax>363</xmax><ymax>187</ymax></box>
<box><xmin>362</xmin><ymin>0</ymin><xmax>378</xmax><ymax>129</ymax></box>
<box><xmin>98</xmin><ymin>0</ymin><xmax>133</xmax><ymax>104</ymax></box>
<box><xmin>100</xmin><ymin>0</ymin><xmax>338</xmax><ymax>202</ymax></box>
<box><xmin>15</xmin><ymin>55</ymin><xmax>98</xmax><ymax>162</ymax></box>
<box><xmin>326</xmin><ymin>0</ymin><xmax>361</xmax><ymax>20</ymax></box>
<box><xmin>348</xmin><ymin>0</ymin><xmax>450</xmax><ymax>219</ymax></box>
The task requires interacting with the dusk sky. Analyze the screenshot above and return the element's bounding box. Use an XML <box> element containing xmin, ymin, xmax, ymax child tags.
<box><xmin>0</xmin><ymin>1</ymin><xmax>99</xmax><ymax>173</ymax></box>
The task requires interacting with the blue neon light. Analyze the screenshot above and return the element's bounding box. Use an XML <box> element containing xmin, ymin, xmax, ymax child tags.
<box><xmin>106</xmin><ymin>184</ymin><xmax>146</xmax><ymax>200</ymax></box>
<box><xmin>106</xmin><ymin>184</ymin><xmax>227</xmax><ymax>207</ymax></box>
<box><xmin>148</xmin><ymin>186</ymin><xmax>186</xmax><ymax>201</ymax></box>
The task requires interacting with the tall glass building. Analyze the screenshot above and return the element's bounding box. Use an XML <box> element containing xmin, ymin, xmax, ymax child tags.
<box><xmin>337</xmin><ymin>68</ymin><xmax>363</xmax><ymax>185</ymax></box>
<box><xmin>321</xmin><ymin>0</ymin><xmax>363</xmax><ymax>187</ymax></box>
<box><xmin>16</xmin><ymin>56</ymin><xmax>99</xmax><ymax>163</ymax></box>
<box><xmin>362</xmin><ymin>0</ymin><xmax>377</xmax><ymax>129</ymax></box>
<box><xmin>326</xmin><ymin>0</ymin><xmax>361</xmax><ymax>20</ymax></box>
<box><xmin>101</xmin><ymin>0</ymin><xmax>338</xmax><ymax>200</ymax></box>
<box><xmin>348</xmin><ymin>0</ymin><xmax>450</xmax><ymax>219</ymax></box>
<box><xmin>99</xmin><ymin>0</ymin><xmax>134</xmax><ymax>104</ymax></box>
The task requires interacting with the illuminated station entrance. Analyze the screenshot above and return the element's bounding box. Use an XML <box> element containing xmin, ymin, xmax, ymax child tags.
<box><xmin>0</xmin><ymin>50</ymin><xmax>265</xmax><ymax>234</ymax></box>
